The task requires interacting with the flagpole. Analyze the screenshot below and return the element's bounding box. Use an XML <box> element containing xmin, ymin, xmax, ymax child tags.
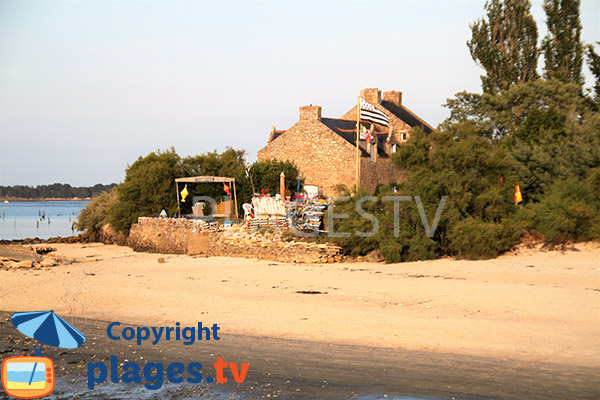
<box><xmin>355</xmin><ymin>96</ymin><xmax>360</xmax><ymax>192</ymax></box>
<box><xmin>249</xmin><ymin>171</ymin><xmax>256</xmax><ymax>195</ymax></box>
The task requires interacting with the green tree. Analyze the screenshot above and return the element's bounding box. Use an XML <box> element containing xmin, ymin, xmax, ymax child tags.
<box><xmin>587</xmin><ymin>42</ymin><xmax>600</xmax><ymax>106</ymax></box>
<box><xmin>531</xmin><ymin>167</ymin><xmax>600</xmax><ymax>243</ymax></box>
<box><xmin>0</xmin><ymin>183</ymin><xmax>116</xmax><ymax>199</ymax></box>
<box><xmin>399</xmin><ymin>127</ymin><xmax>523</xmax><ymax>258</ymax></box>
<box><xmin>75</xmin><ymin>189</ymin><xmax>118</xmax><ymax>240</ymax></box>
<box><xmin>249</xmin><ymin>159</ymin><xmax>303</xmax><ymax>197</ymax></box>
<box><xmin>443</xmin><ymin>79</ymin><xmax>584</xmax><ymax>140</ymax></box>
<box><xmin>109</xmin><ymin>148</ymin><xmax>185</xmax><ymax>234</ymax></box>
<box><xmin>328</xmin><ymin>187</ymin><xmax>440</xmax><ymax>263</ymax></box>
<box><xmin>541</xmin><ymin>0</ymin><xmax>584</xmax><ymax>86</ymax></box>
<box><xmin>330</xmin><ymin>128</ymin><xmax>523</xmax><ymax>261</ymax></box>
<box><xmin>440</xmin><ymin>91</ymin><xmax>494</xmax><ymax>137</ymax></box>
<box><xmin>509</xmin><ymin>111</ymin><xmax>600</xmax><ymax>201</ymax></box>
<box><xmin>182</xmin><ymin>148</ymin><xmax>251</xmax><ymax>215</ymax></box>
<box><xmin>487</xmin><ymin>78</ymin><xmax>583</xmax><ymax>141</ymax></box>
<box><xmin>467</xmin><ymin>0</ymin><xmax>539</xmax><ymax>94</ymax></box>
<box><xmin>183</xmin><ymin>148</ymin><xmax>246</xmax><ymax>178</ymax></box>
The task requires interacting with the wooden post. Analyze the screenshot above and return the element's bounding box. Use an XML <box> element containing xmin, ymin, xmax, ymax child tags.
<box><xmin>175</xmin><ymin>180</ymin><xmax>181</xmax><ymax>218</ymax></box>
<box><xmin>232</xmin><ymin>179</ymin><xmax>239</xmax><ymax>220</ymax></box>
<box><xmin>280</xmin><ymin>172</ymin><xmax>285</xmax><ymax>200</ymax></box>
<box><xmin>355</xmin><ymin>96</ymin><xmax>360</xmax><ymax>191</ymax></box>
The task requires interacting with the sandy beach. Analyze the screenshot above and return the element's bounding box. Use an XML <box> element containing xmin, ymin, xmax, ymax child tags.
<box><xmin>1</xmin><ymin>242</ymin><xmax>599</xmax><ymax>398</ymax></box>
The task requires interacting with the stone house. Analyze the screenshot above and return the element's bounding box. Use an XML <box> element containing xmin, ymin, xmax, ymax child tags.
<box><xmin>257</xmin><ymin>88</ymin><xmax>435</xmax><ymax>196</ymax></box>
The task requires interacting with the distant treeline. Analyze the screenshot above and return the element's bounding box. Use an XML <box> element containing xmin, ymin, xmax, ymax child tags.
<box><xmin>0</xmin><ymin>183</ymin><xmax>118</xmax><ymax>199</ymax></box>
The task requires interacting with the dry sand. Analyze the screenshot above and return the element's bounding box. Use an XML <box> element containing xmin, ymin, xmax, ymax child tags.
<box><xmin>1</xmin><ymin>242</ymin><xmax>598</xmax><ymax>371</ymax></box>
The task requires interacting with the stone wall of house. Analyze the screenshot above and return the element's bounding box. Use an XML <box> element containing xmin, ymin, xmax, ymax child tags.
<box><xmin>359</xmin><ymin>156</ymin><xmax>406</xmax><ymax>193</ymax></box>
<box><xmin>127</xmin><ymin>218</ymin><xmax>343</xmax><ymax>263</ymax></box>
<box><xmin>257</xmin><ymin>106</ymin><xmax>357</xmax><ymax>197</ymax></box>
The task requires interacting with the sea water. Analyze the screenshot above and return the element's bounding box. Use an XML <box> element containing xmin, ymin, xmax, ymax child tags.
<box><xmin>0</xmin><ymin>200</ymin><xmax>89</xmax><ymax>240</ymax></box>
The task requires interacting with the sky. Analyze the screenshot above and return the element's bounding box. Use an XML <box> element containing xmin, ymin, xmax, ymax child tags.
<box><xmin>0</xmin><ymin>0</ymin><xmax>598</xmax><ymax>186</ymax></box>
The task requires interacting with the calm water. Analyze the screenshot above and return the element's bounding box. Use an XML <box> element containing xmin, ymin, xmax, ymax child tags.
<box><xmin>0</xmin><ymin>200</ymin><xmax>89</xmax><ymax>240</ymax></box>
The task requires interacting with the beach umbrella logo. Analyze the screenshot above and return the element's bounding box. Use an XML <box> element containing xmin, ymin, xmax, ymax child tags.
<box><xmin>1</xmin><ymin>311</ymin><xmax>85</xmax><ymax>399</ymax></box>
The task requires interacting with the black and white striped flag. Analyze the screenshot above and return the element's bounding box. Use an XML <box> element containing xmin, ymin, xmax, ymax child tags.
<box><xmin>360</xmin><ymin>98</ymin><xmax>390</xmax><ymax>126</ymax></box>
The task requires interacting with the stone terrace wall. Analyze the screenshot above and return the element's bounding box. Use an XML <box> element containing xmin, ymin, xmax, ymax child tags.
<box><xmin>128</xmin><ymin>217</ymin><xmax>207</xmax><ymax>254</ymax></box>
<box><xmin>210</xmin><ymin>229</ymin><xmax>342</xmax><ymax>263</ymax></box>
<box><xmin>128</xmin><ymin>218</ymin><xmax>342</xmax><ymax>263</ymax></box>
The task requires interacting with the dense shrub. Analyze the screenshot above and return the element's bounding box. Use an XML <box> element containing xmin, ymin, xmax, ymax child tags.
<box><xmin>531</xmin><ymin>168</ymin><xmax>600</xmax><ymax>243</ymax></box>
<box><xmin>75</xmin><ymin>189</ymin><xmax>118</xmax><ymax>240</ymax></box>
<box><xmin>108</xmin><ymin>148</ymin><xmax>185</xmax><ymax>234</ymax></box>
<box><xmin>249</xmin><ymin>159</ymin><xmax>303</xmax><ymax>196</ymax></box>
<box><xmin>329</xmin><ymin>127</ymin><xmax>524</xmax><ymax>262</ymax></box>
<box><xmin>447</xmin><ymin>218</ymin><xmax>522</xmax><ymax>259</ymax></box>
<box><xmin>508</xmin><ymin>113</ymin><xmax>600</xmax><ymax>202</ymax></box>
<box><xmin>328</xmin><ymin>191</ymin><xmax>440</xmax><ymax>263</ymax></box>
<box><xmin>182</xmin><ymin>148</ymin><xmax>250</xmax><ymax>215</ymax></box>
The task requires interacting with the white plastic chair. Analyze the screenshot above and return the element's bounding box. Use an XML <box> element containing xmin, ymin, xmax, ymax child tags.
<box><xmin>242</xmin><ymin>203</ymin><xmax>253</xmax><ymax>219</ymax></box>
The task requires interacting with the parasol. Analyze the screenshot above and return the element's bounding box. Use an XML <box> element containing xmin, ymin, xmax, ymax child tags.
<box><xmin>11</xmin><ymin>310</ymin><xmax>85</xmax><ymax>355</ymax></box>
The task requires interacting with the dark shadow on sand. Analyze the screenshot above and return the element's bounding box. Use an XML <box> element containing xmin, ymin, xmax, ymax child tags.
<box><xmin>0</xmin><ymin>312</ymin><xmax>598</xmax><ymax>399</ymax></box>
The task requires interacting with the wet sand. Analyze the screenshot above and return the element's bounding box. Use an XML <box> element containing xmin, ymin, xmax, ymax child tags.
<box><xmin>1</xmin><ymin>242</ymin><xmax>599</xmax><ymax>398</ymax></box>
<box><xmin>1</xmin><ymin>313</ymin><xmax>598</xmax><ymax>399</ymax></box>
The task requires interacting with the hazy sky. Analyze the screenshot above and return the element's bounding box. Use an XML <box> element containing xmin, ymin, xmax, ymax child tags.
<box><xmin>1</xmin><ymin>0</ymin><xmax>598</xmax><ymax>186</ymax></box>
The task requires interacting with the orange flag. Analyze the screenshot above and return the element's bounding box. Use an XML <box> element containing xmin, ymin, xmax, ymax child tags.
<box><xmin>514</xmin><ymin>184</ymin><xmax>523</xmax><ymax>204</ymax></box>
<box><xmin>223</xmin><ymin>183</ymin><xmax>231</xmax><ymax>196</ymax></box>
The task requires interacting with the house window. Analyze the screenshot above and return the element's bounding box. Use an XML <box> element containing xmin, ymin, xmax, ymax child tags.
<box><xmin>401</xmin><ymin>133</ymin><xmax>408</xmax><ymax>142</ymax></box>
<box><xmin>391</xmin><ymin>144</ymin><xmax>397</xmax><ymax>153</ymax></box>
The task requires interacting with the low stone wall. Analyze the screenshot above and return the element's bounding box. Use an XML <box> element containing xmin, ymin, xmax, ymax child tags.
<box><xmin>128</xmin><ymin>218</ymin><xmax>343</xmax><ymax>263</ymax></box>
<box><xmin>128</xmin><ymin>218</ymin><xmax>210</xmax><ymax>254</ymax></box>
<box><xmin>210</xmin><ymin>230</ymin><xmax>342</xmax><ymax>263</ymax></box>
<box><xmin>127</xmin><ymin>217</ymin><xmax>342</xmax><ymax>263</ymax></box>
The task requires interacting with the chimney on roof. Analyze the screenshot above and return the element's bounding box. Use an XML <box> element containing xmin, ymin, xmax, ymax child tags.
<box><xmin>383</xmin><ymin>90</ymin><xmax>402</xmax><ymax>107</ymax></box>
<box><xmin>299</xmin><ymin>105</ymin><xmax>322</xmax><ymax>121</ymax></box>
<box><xmin>268</xmin><ymin>126</ymin><xmax>276</xmax><ymax>143</ymax></box>
<box><xmin>360</xmin><ymin>88</ymin><xmax>382</xmax><ymax>105</ymax></box>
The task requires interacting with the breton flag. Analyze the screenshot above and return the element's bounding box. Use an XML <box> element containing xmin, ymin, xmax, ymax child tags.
<box><xmin>360</xmin><ymin>98</ymin><xmax>390</xmax><ymax>127</ymax></box>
